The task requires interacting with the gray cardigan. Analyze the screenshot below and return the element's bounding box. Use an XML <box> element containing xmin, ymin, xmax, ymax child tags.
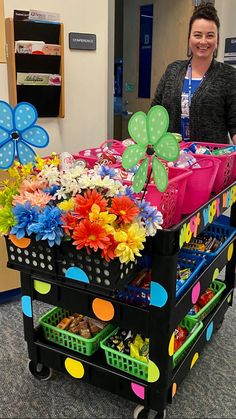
<box><xmin>151</xmin><ymin>59</ymin><xmax>236</xmax><ymax>143</ymax></box>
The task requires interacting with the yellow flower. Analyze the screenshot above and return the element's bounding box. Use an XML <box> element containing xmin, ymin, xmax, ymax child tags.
<box><xmin>114</xmin><ymin>223</ymin><xmax>146</xmax><ymax>263</ymax></box>
<box><xmin>35</xmin><ymin>155</ymin><xmax>46</xmax><ymax>171</ymax></box>
<box><xmin>21</xmin><ymin>162</ymin><xmax>34</xmax><ymax>177</ymax></box>
<box><xmin>50</xmin><ymin>153</ymin><xmax>61</xmax><ymax>167</ymax></box>
<box><xmin>89</xmin><ymin>204</ymin><xmax>117</xmax><ymax>226</ymax></box>
<box><xmin>57</xmin><ymin>198</ymin><xmax>75</xmax><ymax>211</ymax></box>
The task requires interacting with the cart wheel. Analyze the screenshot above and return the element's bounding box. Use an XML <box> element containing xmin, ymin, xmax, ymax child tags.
<box><xmin>133</xmin><ymin>405</ymin><xmax>150</xmax><ymax>418</ymax></box>
<box><xmin>154</xmin><ymin>409</ymin><xmax>167</xmax><ymax>419</ymax></box>
<box><xmin>28</xmin><ymin>360</ymin><xmax>52</xmax><ymax>381</ymax></box>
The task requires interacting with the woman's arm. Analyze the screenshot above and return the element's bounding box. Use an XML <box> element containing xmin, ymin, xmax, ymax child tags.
<box><xmin>232</xmin><ymin>134</ymin><xmax>236</xmax><ymax>145</ymax></box>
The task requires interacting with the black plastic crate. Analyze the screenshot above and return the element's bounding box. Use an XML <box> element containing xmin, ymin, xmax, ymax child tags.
<box><xmin>55</xmin><ymin>241</ymin><xmax>138</xmax><ymax>291</ymax></box>
<box><xmin>5</xmin><ymin>236</ymin><xmax>56</xmax><ymax>274</ymax></box>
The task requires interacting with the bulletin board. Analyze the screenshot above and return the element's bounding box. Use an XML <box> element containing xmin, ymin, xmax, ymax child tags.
<box><xmin>0</xmin><ymin>0</ymin><xmax>6</xmax><ymax>63</ymax></box>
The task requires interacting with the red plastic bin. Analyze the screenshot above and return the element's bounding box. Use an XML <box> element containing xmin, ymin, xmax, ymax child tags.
<box><xmin>181</xmin><ymin>142</ymin><xmax>236</xmax><ymax>194</ymax></box>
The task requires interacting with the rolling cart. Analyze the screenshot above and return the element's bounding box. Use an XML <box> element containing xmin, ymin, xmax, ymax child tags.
<box><xmin>6</xmin><ymin>181</ymin><xmax>236</xmax><ymax>418</ymax></box>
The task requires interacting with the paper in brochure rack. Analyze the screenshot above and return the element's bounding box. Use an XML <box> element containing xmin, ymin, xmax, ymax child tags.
<box><xmin>17</xmin><ymin>73</ymin><xmax>61</xmax><ymax>86</ymax></box>
<box><xmin>15</xmin><ymin>40</ymin><xmax>61</xmax><ymax>55</ymax></box>
<box><xmin>28</xmin><ymin>9</ymin><xmax>60</xmax><ymax>23</ymax></box>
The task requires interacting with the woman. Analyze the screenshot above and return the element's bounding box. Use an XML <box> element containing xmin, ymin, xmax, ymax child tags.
<box><xmin>151</xmin><ymin>3</ymin><xmax>236</xmax><ymax>144</ymax></box>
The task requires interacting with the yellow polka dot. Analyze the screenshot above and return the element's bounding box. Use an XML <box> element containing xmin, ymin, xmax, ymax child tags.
<box><xmin>168</xmin><ymin>333</ymin><xmax>175</xmax><ymax>357</ymax></box>
<box><xmin>212</xmin><ymin>268</ymin><xmax>219</xmax><ymax>282</ymax></box>
<box><xmin>148</xmin><ymin>360</ymin><xmax>160</xmax><ymax>383</ymax></box>
<box><xmin>227</xmin><ymin>243</ymin><xmax>234</xmax><ymax>261</ymax></box>
<box><xmin>34</xmin><ymin>280</ymin><xmax>51</xmax><ymax>295</ymax></box>
<box><xmin>190</xmin><ymin>352</ymin><xmax>199</xmax><ymax>369</ymax></box>
<box><xmin>172</xmin><ymin>382</ymin><xmax>177</xmax><ymax>398</ymax></box>
<box><xmin>227</xmin><ymin>294</ymin><xmax>232</xmax><ymax>304</ymax></box>
<box><xmin>65</xmin><ymin>358</ymin><xmax>85</xmax><ymax>379</ymax></box>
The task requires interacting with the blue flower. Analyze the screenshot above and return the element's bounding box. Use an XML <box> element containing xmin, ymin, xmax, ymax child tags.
<box><xmin>10</xmin><ymin>202</ymin><xmax>39</xmax><ymax>239</ymax></box>
<box><xmin>28</xmin><ymin>206</ymin><xmax>64</xmax><ymax>247</ymax></box>
<box><xmin>97</xmin><ymin>165</ymin><xmax>116</xmax><ymax>178</ymax></box>
<box><xmin>137</xmin><ymin>200</ymin><xmax>163</xmax><ymax>236</ymax></box>
<box><xmin>43</xmin><ymin>185</ymin><xmax>59</xmax><ymax>196</ymax></box>
<box><xmin>0</xmin><ymin>101</ymin><xmax>49</xmax><ymax>169</ymax></box>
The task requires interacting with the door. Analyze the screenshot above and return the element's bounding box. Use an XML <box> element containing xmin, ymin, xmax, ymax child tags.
<box><xmin>113</xmin><ymin>0</ymin><xmax>193</xmax><ymax>140</ymax></box>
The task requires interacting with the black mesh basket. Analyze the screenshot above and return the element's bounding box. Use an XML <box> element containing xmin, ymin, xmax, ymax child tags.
<box><xmin>5</xmin><ymin>236</ymin><xmax>56</xmax><ymax>275</ymax></box>
<box><xmin>55</xmin><ymin>241</ymin><xmax>138</xmax><ymax>292</ymax></box>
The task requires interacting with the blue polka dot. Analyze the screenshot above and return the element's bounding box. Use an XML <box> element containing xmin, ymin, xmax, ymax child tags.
<box><xmin>150</xmin><ymin>281</ymin><xmax>168</xmax><ymax>307</ymax></box>
<box><xmin>206</xmin><ymin>321</ymin><xmax>214</xmax><ymax>341</ymax></box>
<box><xmin>65</xmin><ymin>267</ymin><xmax>89</xmax><ymax>283</ymax></box>
<box><xmin>21</xmin><ymin>295</ymin><xmax>32</xmax><ymax>318</ymax></box>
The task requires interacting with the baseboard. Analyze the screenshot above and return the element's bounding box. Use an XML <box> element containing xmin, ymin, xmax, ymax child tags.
<box><xmin>0</xmin><ymin>288</ymin><xmax>21</xmax><ymax>304</ymax></box>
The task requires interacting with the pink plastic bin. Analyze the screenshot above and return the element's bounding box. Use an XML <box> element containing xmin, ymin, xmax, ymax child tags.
<box><xmin>74</xmin><ymin>139</ymin><xmax>125</xmax><ymax>168</ymax></box>
<box><xmin>142</xmin><ymin>167</ymin><xmax>192</xmax><ymax>228</ymax></box>
<box><xmin>181</xmin><ymin>142</ymin><xmax>236</xmax><ymax>194</ymax></box>
<box><xmin>181</xmin><ymin>157</ymin><xmax>220</xmax><ymax>214</ymax></box>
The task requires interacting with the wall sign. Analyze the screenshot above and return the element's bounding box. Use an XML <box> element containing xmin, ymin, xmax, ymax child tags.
<box><xmin>69</xmin><ymin>33</ymin><xmax>96</xmax><ymax>50</ymax></box>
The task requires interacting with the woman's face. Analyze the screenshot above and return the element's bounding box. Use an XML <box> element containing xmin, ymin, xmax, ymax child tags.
<box><xmin>189</xmin><ymin>18</ymin><xmax>218</xmax><ymax>60</ymax></box>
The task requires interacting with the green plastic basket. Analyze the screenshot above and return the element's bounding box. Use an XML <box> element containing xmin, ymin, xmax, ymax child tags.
<box><xmin>100</xmin><ymin>317</ymin><xmax>203</xmax><ymax>380</ymax></box>
<box><xmin>187</xmin><ymin>279</ymin><xmax>226</xmax><ymax>322</ymax></box>
<box><xmin>39</xmin><ymin>306</ymin><xmax>114</xmax><ymax>356</ymax></box>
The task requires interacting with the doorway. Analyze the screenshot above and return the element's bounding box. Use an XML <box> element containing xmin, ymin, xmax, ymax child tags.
<box><xmin>110</xmin><ymin>0</ymin><xmax>194</xmax><ymax>141</ymax></box>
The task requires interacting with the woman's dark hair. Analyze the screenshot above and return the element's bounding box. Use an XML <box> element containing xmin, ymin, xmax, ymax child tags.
<box><xmin>188</xmin><ymin>2</ymin><xmax>220</xmax><ymax>40</ymax></box>
<box><xmin>187</xmin><ymin>2</ymin><xmax>220</xmax><ymax>57</ymax></box>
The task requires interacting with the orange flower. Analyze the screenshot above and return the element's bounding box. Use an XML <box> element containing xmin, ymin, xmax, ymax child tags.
<box><xmin>110</xmin><ymin>196</ymin><xmax>139</xmax><ymax>224</ymax></box>
<box><xmin>61</xmin><ymin>212</ymin><xmax>78</xmax><ymax>236</ymax></box>
<box><xmin>72</xmin><ymin>219</ymin><xmax>110</xmax><ymax>251</ymax></box>
<box><xmin>74</xmin><ymin>189</ymin><xmax>108</xmax><ymax>219</ymax></box>
<box><xmin>101</xmin><ymin>235</ymin><xmax>117</xmax><ymax>262</ymax></box>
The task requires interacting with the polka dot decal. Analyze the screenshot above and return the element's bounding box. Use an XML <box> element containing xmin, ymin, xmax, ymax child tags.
<box><xmin>206</xmin><ymin>321</ymin><xmax>214</xmax><ymax>341</ymax></box>
<box><xmin>0</xmin><ymin>127</ymin><xmax>10</xmax><ymax>145</ymax></box>
<box><xmin>34</xmin><ymin>280</ymin><xmax>51</xmax><ymax>295</ymax></box>
<box><xmin>65</xmin><ymin>267</ymin><xmax>89</xmax><ymax>283</ymax></box>
<box><xmin>122</xmin><ymin>144</ymin><xmax>146</xmax><ymax>170</ymax></box>
<box><xmin>133</xmin><ymin>158</ymin><xmax>148</xmax><ymax>193</ymax></box>
<box><xmin>190</xmin><ymin>352</ymin><xmax>199</xmax><ymax>369</ymax></box>
<box><xmin>148</xmin><ymin>360</ymin><xmax>160</xmax><ymax>383</ymax></box>
<box><xmin>227</xmin><ymin>294</ymin><xmax>232</xmax><ymax>304</ymax></box>
<box><xmin>14</xmin><ymin>103</ymin><xmax>37</xmax><ymax>131</ymax></box>
<box><xmin>150</xmin><ymin>281</ymin><xmax>168</xmax><ymax>307</ymax></box>
<box><xmin>168</xmin><ymin>332</ymin><xmax>175</xmax><ymax>357</ymax></box>
<box><xmin>131</xmin><ymin>383</ymin><xmax>145</xmax><ymax>400</ymax></box>
<box><xmin>172</xmin><ymin>382</ymin><xmax>177</xmax><ymax>398</ymax></box>
<box><xmin>212</xmin><ymin>268</ymin><xmax>219</xmax><ymax>282</ymax></box>
<box><xmin>92</xmin><ymin>298</ymin><xmax>115</xmax><ymax>321</ymax></box>
<box><xmin>9</xmin><ymin>234</ymin><xmax>31</xmax><ymax>249</ymax></box>
<box><xmin>21</xmin><ymin>295</ymin><xmax>32</xmax><ymax>318</ymax></box>
<box><xmin>64</xmin><ymin>358</ymin><xmax>85</xmax><ymax>379</ymax></box>
<box><xmin>192</xmin><ymin>282</ymin><xmax>201</xmax><ymax>304</ymax></box>
<box><xmin>227</xmin><ymin>243</ymin><xmax>234</xmax><ymax>261</ymax></box>
<box><xmin>22</xmin><ymin>126</ymin><xmax>49</xmax><ymax>148</ymax></box>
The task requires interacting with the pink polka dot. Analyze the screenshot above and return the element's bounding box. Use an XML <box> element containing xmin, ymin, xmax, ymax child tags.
<box><xmin>131</xmin><ymin>383</ymin><xmax>145</xmax><ymax>400</ymax></box>
<box><xmin>192</xmin><ymin>282</ymin><xmax>200</xmax><ymax>304</ymax></box>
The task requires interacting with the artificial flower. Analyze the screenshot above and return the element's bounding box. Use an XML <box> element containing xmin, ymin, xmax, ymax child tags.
<box><xmin>110</xmin><ymin>196</ymin><xmax>139</xmax><ymax>224</ymax></box>
<box><xmin>12</xmin><ymin>190</ymin><xmax>53</xmax><ymax>208</ymax></box>
<box><xmin>57</xmin><ymin>198</ymin><xmax>75</xmax><ymax>211</ymax></box>
<box><xmin>0</xmin><ymin>206</ymin><xmax>16</xmax><ymax>235</ymax></box>
<box><xmin>10</xmin><ymin>202</ymin><xmax>39</xmax><ymax>239</ymax></box>
<box><xmin>74</xmin><ymin>189</ymin><xmax>108</xmax><ymax>219</ymax></box>
<box><xmin>61</xmin><ymin>212</ymin><xmax>78</xmax><ymax>236</ymax></box>
<box><xmin>101</xmin><ymin>234</ymin><xmax>117</xmax><ymax>262</ymax></box>
<box><xmin>114</xmin><ymin>223</ymin><xmax>146</xmax><ymax>263</ymax></box>
<box><xmin>89</xmin><ymin>203</ymin><xmax>117</xmax><ymax>228</ymax></box>
<box><xmin>0</xmin><ymin>183</ymin><xmax>19</xmax><ymax>208</ymax></box>
<box><xmin>28</xmin><ymin>206</ymin><xmax>64</xmax><ymax>247</ymax></box>
<box><xmin>72</xmin><ymin>219</ymin><xmax>110</xmax><ymax>252</ymax></box>
<box><xmin>97</xmin><ymin>165</ymin><xmax>116</xmax><ymax>179</ymax></box>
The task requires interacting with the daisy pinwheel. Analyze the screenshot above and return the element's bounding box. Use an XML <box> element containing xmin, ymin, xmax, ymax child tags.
<box><xmin>122</xmin><ymin>105</ymin><xmax>180</xmax><ymax>193</ymax></box>
<box><xmin>0</xmin><ymin>101</ymin><xmax>49</xmax><ymax>169</ymax></box>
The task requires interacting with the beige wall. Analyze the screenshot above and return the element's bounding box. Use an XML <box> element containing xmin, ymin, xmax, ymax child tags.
<box><xmin>1</xmin><ymin>0</ymin><xmax>109</xmax><ymax>155</ymax></box>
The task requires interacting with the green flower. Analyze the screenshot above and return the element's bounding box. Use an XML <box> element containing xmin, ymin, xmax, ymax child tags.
<box><xmin>0</xmin><ymin>206</ymin><xmax>16</xmax><ymax>235</ymax></box>
<box><xmin>122</xmin><ymin>105</ymin><xmax>180</xmax><ymax>193</ymax></box>
<box><xmin>0</xmin><ymin>183</ymin><xmax>19</xmax><ymax>207</ymax></box>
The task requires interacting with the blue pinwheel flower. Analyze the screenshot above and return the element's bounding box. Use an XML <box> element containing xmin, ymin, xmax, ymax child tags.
<box><xmin>0</xmin><ymin>101</ymin><xmax>49</xmax><ymax>169</ymax></box>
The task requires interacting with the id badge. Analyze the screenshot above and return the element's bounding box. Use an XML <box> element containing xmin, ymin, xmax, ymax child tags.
<box><xmin>181</xmin><ymin>116</ymin><xmax>190</xmax><ymax>141</ymax></box>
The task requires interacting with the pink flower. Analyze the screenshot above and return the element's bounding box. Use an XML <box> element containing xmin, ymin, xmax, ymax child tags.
<box><xmin>20</xmin><ymin>179</ymin><xmax>47</xmax><ymax>193</ymax></box>
<box><xmin>12</xmin><ymin>190</ymin><xmax>53</xmax><ymax>208</ymax></box>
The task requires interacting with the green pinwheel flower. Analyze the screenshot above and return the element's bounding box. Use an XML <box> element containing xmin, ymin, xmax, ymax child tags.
<box><xmin>122</xmin><ymin>105</ymin><xmax>180</xmax><ymax>193</ymax></box>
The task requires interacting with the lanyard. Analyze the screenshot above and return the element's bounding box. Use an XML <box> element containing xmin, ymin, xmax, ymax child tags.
<box><xmin>188</xmin><ymin>62</ymin><xmax>193</xmax><ymax>107</ymax></box>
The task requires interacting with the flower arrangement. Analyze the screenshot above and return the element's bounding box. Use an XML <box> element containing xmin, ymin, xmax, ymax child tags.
<box><xmin>0</xmin><ymin>156</ymin><xmax>163</xmax><ymax>264</ymax></box>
